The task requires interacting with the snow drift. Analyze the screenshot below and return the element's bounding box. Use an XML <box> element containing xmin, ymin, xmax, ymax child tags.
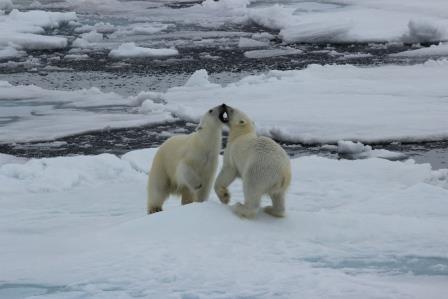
<box><xmin>0</xmin><ymin>148</ymin><xmax>447</xmax><ymax>298</ymax></box>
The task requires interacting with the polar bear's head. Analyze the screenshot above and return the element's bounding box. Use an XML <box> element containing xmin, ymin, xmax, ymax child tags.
<box><xmin>197</xmin><ymin>104</ymin><xmax>227</xmax><ymax>132</ymax></box>
<box><xmin>218</xmin><ymin>104</ymin><xmax>255</xmax><ymax>140</ymax></box>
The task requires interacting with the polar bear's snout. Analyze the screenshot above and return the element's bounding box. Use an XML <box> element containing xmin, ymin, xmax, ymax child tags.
<box><xmin>218</xmin><ymin>103</ymin><xmax>230</xmax><ymax>123</ymax></box>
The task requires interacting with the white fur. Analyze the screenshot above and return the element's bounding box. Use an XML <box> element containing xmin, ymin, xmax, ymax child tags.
<box><xmin>147</xmin><ymin>107</ymin><xmax>223</xmax><ymax>214</ymax></box>
<box><xmin>214</xmin><ymin>107</ymin><xmax>291</xmax><ymax>218</ymax></box>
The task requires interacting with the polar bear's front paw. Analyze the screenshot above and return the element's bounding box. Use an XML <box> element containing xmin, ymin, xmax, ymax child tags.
<box><xmin>148</xmin><ymin>206</ymin><xmax>163</xmax><ymax>214</ymax></box>
<box><xmin>232</xmin><ymin>203</ymin><xmax>257</xmax><ymax>218</ymax></box>
<box><xmin>217</xmin><ymin>187</ymin><xmax>231</xmax><ymax>204</ymax></box>
<box><xmin>263</xmin><ymin>206</ymin><xmax>285</xmax><ymax>218</ymax></box>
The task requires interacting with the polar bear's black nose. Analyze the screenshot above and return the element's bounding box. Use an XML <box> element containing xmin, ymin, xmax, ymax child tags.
<box><xmin>218</xmin><ymin>104</ymin><xmax>229</xmax><ymax>123</ymax></box>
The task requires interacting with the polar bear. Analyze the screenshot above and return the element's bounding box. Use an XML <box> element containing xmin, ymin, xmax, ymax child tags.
<box><xmin>147</xmin><ymin>105</ymin><xmax>226</xmax><ymax>214</ymax></box>
<box><xmin>214</xmin><ymin>105</ymin><xmax>291</xmax><ymax>218</ymax></box>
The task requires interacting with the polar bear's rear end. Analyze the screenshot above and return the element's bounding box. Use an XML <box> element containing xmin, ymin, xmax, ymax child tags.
<box><xmin>214</xmin><ymin>105</ymin><xmax>291</xmax><ymax>218</ymax></box>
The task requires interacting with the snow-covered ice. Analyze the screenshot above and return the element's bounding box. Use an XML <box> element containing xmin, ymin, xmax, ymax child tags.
<box><xmin>0</xmin><ymin>9</ymin><xmax>76</xmax><ymax>52</ymax></box>
<box><xmin>337</xmin><ymin>140</ymin><xmax>407</xmax><ymax>160</ymax></box>
<box><xmin>2</xmin><ymin>60</ymin><xmax>448</xmax><ymax>144</ymax></box>
<box><xmin>0</xmin><ymin>45</ymin><xmax>24</xmax><ymax>60</ymax></box>
<box><xmin>391</xmin><ymin>43</ymin><xmax>448</xmax><ymax>57</ymax></box>
<box><xmin>247</xmin><ymin>1</ymin><xmax>448</xmax><ymax>43</ymax></box>
<box><xmin>238</xmin><ymin>37</ymin><xmax>269</xmax><ymax>49</ymax></box>
<box><xmin>143</xmin><ymin>60</ymin><xmax>448</xmax><ymax>144</ymax></box>
<box><xmin>0</xmin><ymin>148</ymin><xmax>447</xmax><ymax>298</ymax></box>
<box><xmin>0</xmin><ymin>81</ymin><xmax>174</xmax><ymax>143</ymax></box>
<box><xmin>109</xmin><ymin>42</ymin><xmax>179</xmax><ymax>58</ymax></box>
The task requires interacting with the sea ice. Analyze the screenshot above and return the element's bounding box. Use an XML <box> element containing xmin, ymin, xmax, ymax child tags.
<box><xmin>391</xmin><ymin>43</ymin><xmax>448</xmax><ymax>57</ymax></box>
<box><xmin>109</xmin><ymin>42</ymin><xmax>179</xmax><ymax>58</ymax></box>
<box><xmin>0</xmin><ymin>148</ymin><xmax>447</xmax><ymax>298</ymax></box>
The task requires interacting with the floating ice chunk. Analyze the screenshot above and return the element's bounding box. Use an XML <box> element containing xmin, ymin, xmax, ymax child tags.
<box><xmin>402</xmin><ymin>20</ymin><xmax>447</xmax><ymax>43</ymax></box>
<box><xmin>184</xmin><ymin>69</ymin><xmax>218</xmax><ymax>88</ymax></box>
<box><xmin>391</xmin><ymin>43</ymin><xmax>448</xmax><ymax>57</ymax></box>
<box><xmin>337</xmin><ymin>140</ymin><xmax>368</xmax><ymax>155</ymax></box>
<box><xmin>155</xmin><ymin>61</ymin><xmax>448</xmax><ymax>144</ymax></box>
<box><xmin>248</xmin><ymin>4</ymin><xmax>448</xmax><ymax>44</ymax></box>
<box><xmin>139</xmin><ymin>100</ymin><xmax>167</xmax><ymax>114</ymax></box>
<box><xmin>7</xmin><ymin>9</ymin><xmax>77</xmax><ymax>29</ymax></box>
<box><xmin>338</xmin><ymin>140</ymin><xmax>407</xmax><ymax>161</ymax></box>
<box><xmin>0</xmin><ymin>46</ymin><xmax>24</xmax><ymax>60</ymax></box>
<box><xmin>238</xmin><ymin>37</ymin><xmax>268</xmax><ymax>48</ymax></box>
<box><xmin>127</xmin><ymin>23</ymin><xmax>172</xmax><ymax>35</ymax></box>
<box><xmin>251</xmin><ymin>32</ymin><xmax>275</xmax><ymax>41</ymax></box>
<box><xmin>202</xmin><ymin>0</ymin><xmax>250</xmax><ymax>10</ymax></box>
<box><xmin>0</xmin><ymin>9</ymin><xmax>76</xmax><ymax>50</ymax></box>
<box><xmin>64</xmin><ymin>54</ymin><xmax>89</xmax><ymax>60</ymax></box>
<box><xmin>280</xmin><ymin>19</ymin><xmax>351</xmax><ymax>43</ymax></box>
<box><xmin>0</xmin><ymin>81</ymin><xmax>174</xmax><ymax>143</ymax></box>
<box><xmin>244</xmin><ymin>47</ymin><xmax>301</xmax><ymax>58</ymax></box>
<box><xmin>109</xmin><ymin>42</ymin><xmax>178</xmax><ymax>58</ymax></box>
<box><xmin>74</xmin><ymin>22</ymin><xmax>115</xmax><ymax>34</ymax></box>
<box><xmin>72</xmin><ymin>30</ymin><xmax>104</xmax><ymax>48</ymax></box>
<box><xmin>339</xmin><ymin>53</ymin><xmax>373</xmax><ymax>59</ymax></box>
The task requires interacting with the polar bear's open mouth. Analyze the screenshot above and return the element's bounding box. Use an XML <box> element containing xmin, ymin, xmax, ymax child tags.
<box><xmin>219</xmin><ymin>111</ymin><xmax>229</xmax><ymax>123</ymax></box>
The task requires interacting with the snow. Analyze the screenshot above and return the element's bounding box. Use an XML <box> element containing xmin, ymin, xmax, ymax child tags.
<box><xmin>337</xmin><ymin>140</ymin><xmax>407</xmax><ymax>160</ymax></box>
<box><xmin>247</xmin><ymin>1</ymin><xmax>448</xmax><ymax>43</ymax></box>
<box><xmin>0</xmin><ymin>9</ymin><xmax>76</xmax><ymax>51</ymax></box>
<box><xmin>114</xmin><ymin>22</ymin><xmax>173</xmax><ymax>36</ymax></box>
<box><xmin>0</xmin><ymin>82</ymin><xmax>174</xmax><ymax>143</ymax></box>
<box><xmin>74</xmin><ymin>22</ymin><xmax>115</xmax><ymax>34</ymax></box>
<box><xmin>0</xmin><ymin>45</ymin><xmax>24</xmax><ymax>59</ymax></box>
<box><xmin>339</xmin><ymin>52</ymin><xmax>373</xmax><ymax>59</ymax></box>
<box><xmin>391</xmin><ymin>43</ymin><xmax>448</xmax><ymax>57</ymax></box>
<box><xmin>71</xmin><ymin>30</ymin><xmax>104</xmax><ymax>49</ymax></box>
<box><xmin>0</xmin><ymin>148</ymin><xmax>447</xmax><ymax>298</ymax></box>
<box><xmin>63</xmin><ymin>54</ymin><xmax>89</xmax><ymax>60</ymax></box>
<box><xmin>238</xmin><ymin>37</ymin><xmax>269</xmax><ymax>48</ymax></box>
<box><xmin>3</xmin><ymin>0</ymin><xmax>448</xmax><ymax>52</ymax></box>
<box><xmin>109</xmin><ymin>42</ymin><xmax>179</xmax><ymax>58</ymax></box>
<box><xmin>3</xmin><ymin>59</ymin><xmax>448</xmax><ymax>144</ymax></box>
<box><xmin>183</xmin><ymin>69</ymin><xmax>219</xmax><ymax>88</ymax></box>
<box><xmin>145</xmin><ymin>60</ymin><xmax>448</xmax><ymax>144</ymax></box>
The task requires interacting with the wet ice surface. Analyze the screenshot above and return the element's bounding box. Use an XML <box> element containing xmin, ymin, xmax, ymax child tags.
<box><xmin>1</xmin><ymin>125</ymin><xmax>446</xmax><ymax>169</ymax></box>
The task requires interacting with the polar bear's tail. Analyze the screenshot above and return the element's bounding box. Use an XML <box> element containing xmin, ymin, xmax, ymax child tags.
<box><xmin>279</xmin><ymin>164</ymin><xmax>292</xmax><ymax>191</ymax></box>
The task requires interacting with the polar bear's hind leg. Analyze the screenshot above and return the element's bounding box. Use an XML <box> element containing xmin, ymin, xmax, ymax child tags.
<box><xmin>264</xmin><ymin>192</ymin><xmax>285</xmax><ymax>217</ymax></box>
<box><xmin>232</xmin><ymin>181</ymin><xmax>262</xmax><ymax>218</ymax></box>
<box><xmin>181</xmin><ymin>188</ymin><xmax>195</xmax><ymax>205</ymax></box>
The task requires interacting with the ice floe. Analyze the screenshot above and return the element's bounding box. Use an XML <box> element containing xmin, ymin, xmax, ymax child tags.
<box><xmin>0</xmin><ymin>148</ymin><xmax>447</xmax><ymax>298</ymax></box>
<box><xmin>109</xmin><ymin>42</ymin><xmax>179</xmax><ymax>58</ymax></box>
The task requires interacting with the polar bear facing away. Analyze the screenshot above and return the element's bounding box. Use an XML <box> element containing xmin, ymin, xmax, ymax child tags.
<box><xmin>215</xmin><ymin>105</ymin><xmax>291</xmax><ymax>218</ymax></box>
<box><xmin>147</xmin><ymin>105</ymin><xmax>226</xmax><ymax>214</ymax></box>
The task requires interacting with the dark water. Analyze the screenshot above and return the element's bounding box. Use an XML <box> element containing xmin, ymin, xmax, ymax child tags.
<box><xmin>1</xmin><ymin>122</ymin><xmax>447</xmax><ymax>169</ymax></box>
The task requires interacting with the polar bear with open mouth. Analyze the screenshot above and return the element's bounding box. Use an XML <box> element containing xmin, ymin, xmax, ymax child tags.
<box><xmin>215</xmin><ymin>104</ymin><xmax>291</xmax><ymax>218</ymax></box>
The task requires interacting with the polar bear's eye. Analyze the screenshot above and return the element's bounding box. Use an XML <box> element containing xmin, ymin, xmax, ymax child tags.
<box><xmin>239</xmin><ymin>120</ymin><xmax>245</xmax><ymax>124</ymax></box>
<box><xmin>209</xmin><ymin>109</ymin><xmax>213</xmax><ymax>113</ymax></box>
